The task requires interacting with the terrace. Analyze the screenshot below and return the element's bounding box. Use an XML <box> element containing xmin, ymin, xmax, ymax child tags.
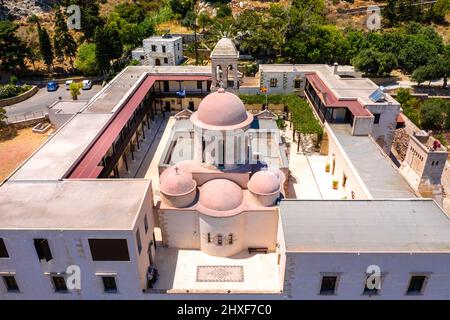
<box><xmin>147</xmin><ymin>248</ymin><xmax>282</xmax><ymax>295</ymax></box>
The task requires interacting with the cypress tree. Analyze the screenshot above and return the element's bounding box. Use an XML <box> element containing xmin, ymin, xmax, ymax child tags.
<box><xmin>38</xmin><ymin>23</ymin><xmax>54</xmax><ymax>72</ymax></box>
<box><xmin>53</xmin><ymin>8</ymin><xmax>77</xmax><ymax>70</ymax></box>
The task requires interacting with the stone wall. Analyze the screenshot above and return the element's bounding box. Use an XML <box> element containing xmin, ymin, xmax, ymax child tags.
<box><xmin>0</xmin><ymin>86</ymin><xmax>38</xmax><ymax>107</ymax></box>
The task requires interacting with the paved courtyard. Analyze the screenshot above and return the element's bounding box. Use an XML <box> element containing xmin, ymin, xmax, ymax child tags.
<box><xmin>149</xmin><ymin>248</ymin><xmax>281</xmax><ymax>294</ymax></box>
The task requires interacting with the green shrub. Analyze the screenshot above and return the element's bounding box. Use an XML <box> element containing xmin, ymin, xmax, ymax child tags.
<box><xmin>0</xmin><ymin>84</ymin><xmax>31</xmax><ymax>99</ymax></box>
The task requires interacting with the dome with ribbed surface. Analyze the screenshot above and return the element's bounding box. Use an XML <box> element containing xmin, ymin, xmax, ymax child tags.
<box><xmin>192</xmin><ymin>89</ymin><xmax>250</xmax><ymax>127</ymax></box>
<box><xmin>160</xmin><ymin>167</ymin><xmax>196</xmax><ymax>196</ymax></box>
<box><xmin>248</xmin><ymin>170</ymin><xmax>280</xmax><ymax>195</ymax></box>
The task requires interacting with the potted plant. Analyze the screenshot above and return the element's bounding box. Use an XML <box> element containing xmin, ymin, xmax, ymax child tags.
<box><xmin>332</xmin><ymin>179</ymin><xmax>339</xmax><ymax>189</ymax></box>
<box><xmin>325</xmin><ymin>163</ymin><xmax>330</xmax><ymax>172</ymax></box>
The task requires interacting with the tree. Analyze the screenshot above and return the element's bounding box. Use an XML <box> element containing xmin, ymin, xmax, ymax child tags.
<box><xmin>198</xmin><ymin>12</ymin><xmax>213</xmax><ymax>31</ymax></box>
<box><xmin>38</xmin><ymin>24</ymin><xmax>54</xmax><ymax>72</ymax></box>
<box><xmin>61</xmin><ymin>0</ymin><xmax>104</xmax><ymax>41</ymax></box>
<box><xmin>383</xmin><ymin>0</ymin><xmax>397</xmax><ymax>26</ymax></box>
<box><xmin>420</xmin><ymin>99</ymin><xmax>448</xmax><ymax>130</ymax></box>
<box><xmin>169</xmin><ymin>0</ymin><xmax>194</xmax><ymax>18</ymax></box>
<box><xmin>69</xmin><ymin>82</ymin><xmax>83</xmax><ymax>100</ymax></box>
<box><xmin>398</xmin><ymin>36</ymin><xmax>439</xmax><ymax>73</ymax></box>
<box><xmin>216</xmin><ymin>4</ymin><xmax>232</xmax><ymax>19</ymax></box>
<box><xmin>94</xmin><ymin>26</ymin><xmax>123</xmax><ymax>76</ymax></box>
<box><xmin>53</xmin><ymin>8</ymin><xmax>78</xmax><ymax>70</ymax></box>
<box><xmin>430</xmin><ymin>0</ymin><xmax>450</xmax><ymax>24</ymax></box>
<box><xmin>411</xmin><ymin>64</ymin><xmax>436</xmax><ymax>86</ymax></box>
<box><xmin>351</xmin><ymin>49</ymin><xmax>398</xmax><ymax>77</ymax></box>
<box><xmin>0</xmin><ymin>21</ymin><xmax>28</xmax><ymax>72</ymax></box>
<box><xmin>74</xmin><ymin>42</ymin><xmax>98</xmax><ymax>76</ymax></box>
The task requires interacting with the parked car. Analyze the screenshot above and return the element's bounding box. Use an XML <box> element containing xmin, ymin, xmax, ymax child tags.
<box><xmin>82</xmin><ymin>79</ymin><xmax>92</xmax><ymax>90</ymax></box>
<box><xmin>65</xmin><ymin>80</ymin><xmax>73</xmax><ymax>90</ymax></box>
<box><xmin>46</xmin><ymin>81</ymin><xmax>59</xmax><ymax>92</ymax></box>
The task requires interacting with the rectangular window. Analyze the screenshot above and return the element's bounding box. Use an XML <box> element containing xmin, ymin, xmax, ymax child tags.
<box><xmin>407</xmin><ymin>275</ymin><xmax>427</xmax><ymax>295</ymax></box>
<box><xmin>342</xmin><ymin>174</ymin><xmax>347</xmax><ymax>187</ymax></box>
<box><xmin>89</xmin><ymin>239</ymin><xmax>130</xmax><ymax>261</ymax></box>
<box><xmin>164</xmin><ymin>57</ymin><xmax>168</xmax><ymax>64</ymax></box>
<box><xmin>228</xmin><ymin>234</ymin><xmax>233</xmax><ymax>245</ymax></box>
<box><xmin>144</xmin><ymin>215</ymin><xmax>149</xmax><ymax>234</ymax></box>
<box><xmin>270</xmin><ymin>78</ymin><xmax>277</xmax><ymax>88</ymax></box>
<box><xmin>177</xmin><ymin>43</ymin><xmax>180</xmax><ymax>50</ymax></box>
<box><xmin>151</xmin><ymin>45</ymin><xmax>156</xmax><ymax>52</ymax></box>
<box><xmin>162</xmin><ymin>45</ymin><xmax>166</xmax><ymax>53</ymax></box>
<box><xmin>217</xmin><ymin>234</ymin><xmax>223</xmax><ymax>246</ymax></box>
<box><xmin>2</xmin><ymin>276</ymin><xmax>19</xmax><ymax>292</ymax></box>
<box><xmin>140</xmin><ymin>55</ymin><xmax>145</xmax><ymax>60</ymax></box>
<box><xmin>33</xmin><ymin>239</ymin><xmax>52</xmax><ymax>262</ymax></box>
<box><xmin>320</xmin><ymin>275</ymin><xmax>338</xmax><ymax>295</ymax></box>
<box><xmin>373</xmin><ymin>113</ymin><xmax>381</xmax><ymax>124</ymax></box>
<box><xmin>102</xmin><ymin>276</ymin><xmax>118</xmax><ymax>293</ymax></box>
<box><xmin>136</xmin><ymin>229</ymin><xmax>142</xmax><ymax>255</ymax></box>
<box><xmin>197</xmin><ymin>80</ymin><xmax>203</xmax><ymax>90</ymax></box>
<box><xmin>294</xmin><ymin>79</ymin><xmax>302</xmax><ymax>89</ymax></box>
<box><xmin>52</xmin><ymin>276</ymin><xmax>68</xmax><ymax>293</ymax></box>
<box><xmin>207</xmin><ymin>233</ymin><xmax>211</xmax><ymax>243</ymax></box>
<box><xmin>0</xmin><ymin>238</ymin><xmax>9</xmax><ymax>258</ymax></box>
<box><xmin>363</xmin><ymin>274</ymin><xmax>381</xmax><ymax>295</ymax></box>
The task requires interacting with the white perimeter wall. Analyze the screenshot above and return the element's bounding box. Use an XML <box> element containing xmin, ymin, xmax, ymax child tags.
<box><xmin>283</xmin><ymin>252</ymin><xmax>450</xmax><ymax>300</ymax></box>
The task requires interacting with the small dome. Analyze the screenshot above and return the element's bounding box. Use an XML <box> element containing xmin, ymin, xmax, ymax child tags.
<box><xmin>199</xmin><ymin>179</ymin><xmax>243</xmax><ymax>212</ymax></box>
<box><xmin>248</xmin><ymin>170</ymin><xmax>280</xmax><ymax>195</ymax></box>
<box><xmin>194</xmin><ymin>89</ymin><xmax>249</xmax><ymax>127</ymax></box>
<box><xmin>211</xmin><ymin>37</ymin><xmax>239</xmax><ymax>58</ymax></box>
<box><xmin>160</xmin><ymin>167</ymin><xmax>196</xmax><ymax>196</ymax></box>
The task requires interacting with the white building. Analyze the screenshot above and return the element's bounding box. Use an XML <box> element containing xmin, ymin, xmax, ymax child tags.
<box><xmin>132</xmin><ymin>34</ymin><xmax>183</xmax><ymax>66</ymax></box>
<box><xmin>0</xmin><ymin>38</ymin><xmax>449</xmax><ymax>300</ymax></box>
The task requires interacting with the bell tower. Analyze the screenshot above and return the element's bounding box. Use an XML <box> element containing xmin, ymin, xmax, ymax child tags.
<box><xmin>210</xmin><ymin>37</ymin><xmax>239</xmax><ymax>91</ymax></box>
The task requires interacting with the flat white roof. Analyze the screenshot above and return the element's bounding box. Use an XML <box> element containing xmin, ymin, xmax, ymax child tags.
<box><xmin>280</xmin><ymin>199</ymin><xmax>450</xmax><ymax>253</ymax></box>
<box><xmin>0</xmin><ymin>179</ymin><xmax>150</xmax><ymax>230</ymax></box>
<box><xmin>8</xmin><ymin>113</ymin><xmax>110</xmax><ymax>181</ymax></box>
<box><xmin>330</xmin><ymin>124</ymin><xmax>416</xmax><ymax>198</ymax></box>
<box><xmin>260</xmin><ymin>64</ymin><xmax>399</xmax><ymax>105</ymax></box>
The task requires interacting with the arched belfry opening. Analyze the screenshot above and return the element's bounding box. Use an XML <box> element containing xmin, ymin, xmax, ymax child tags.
<box><xmin>210</xmin><ymin>38</ymin><xmax>239</xmax><ymax>91</ymax></box>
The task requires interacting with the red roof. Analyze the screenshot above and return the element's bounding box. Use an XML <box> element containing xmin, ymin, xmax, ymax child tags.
<box><xmin>306</xmin><ymin>73</ymin><xmax>372</xmax><ymax>117</ymax></box>
<box><xmin>68</xmin><ymin>74</ymin><xmax>211</xmax><ymax>179</ymax></box>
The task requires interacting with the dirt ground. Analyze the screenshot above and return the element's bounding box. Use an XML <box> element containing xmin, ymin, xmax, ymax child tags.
<box><xmin>0</xmin><ymin>127</ymin><xmax>49</xmax><ymax>183</ymax></box>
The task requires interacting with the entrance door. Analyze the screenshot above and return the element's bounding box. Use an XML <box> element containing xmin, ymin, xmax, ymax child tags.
<box><xmin>164</xmin><ymin>101</ymin><xmax>171</xmax><ymax>113</ymax></box>
<box><xmin>155</xmin><ymin>58</ymin><xmax>161</xmax><ymax>66</ymax></box>
<box><xmin>188</xmin><ymin>101</ymin><xmax>195</xmax><ymax>111</ymax></box>
<box><xmin>163</xmin><ymin>81</ymin><xmax>170</xmax><ymax>92</ymax></box>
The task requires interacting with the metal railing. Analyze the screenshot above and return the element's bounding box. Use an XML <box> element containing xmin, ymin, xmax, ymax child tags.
<box><xmin>5</xmin><ymin>111</ymin><xmax>46</xmax><ymax>124</ymax></box>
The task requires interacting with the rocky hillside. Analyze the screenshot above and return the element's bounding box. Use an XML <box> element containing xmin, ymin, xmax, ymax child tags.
<box><xmin>0</xmin><ymin>0</ymin><xmax>58</xmax><ymax>20</ymax></box>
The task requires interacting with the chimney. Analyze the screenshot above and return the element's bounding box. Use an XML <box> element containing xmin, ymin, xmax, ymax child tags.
<box><xmin>333</xmin><ymin>62</ymin><xmax>338</xmax><ymax>75</ymax></box>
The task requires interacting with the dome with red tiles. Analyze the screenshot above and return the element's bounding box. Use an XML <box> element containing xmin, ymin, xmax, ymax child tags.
<box><xmin>160</xmin><ymin>167</ymin><xmax>196</xmax><ymax>196</ymax></box>
<box><xmin>248</xmin><ymin>170</ymin><xmax>280</xmax><ymax>195</ymax></box>
<box><xmin>191</xmin><ymin>88</ymin><xmax>253</xmax><ymax>128</ymax></box>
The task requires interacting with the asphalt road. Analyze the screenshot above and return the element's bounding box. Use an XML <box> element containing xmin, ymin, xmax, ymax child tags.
<box><xmin>4</xmin><ymin>85</ymin><xmax>102</xmax><ymax>122</ymax></box>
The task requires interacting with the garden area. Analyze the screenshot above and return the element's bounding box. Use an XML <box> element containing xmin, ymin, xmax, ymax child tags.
<box><xmin>239</xmin><ymin>93</ymin><xmax>323</xmax><ymax>149</ymax></box>
<box><xmin>395</xmin><ymin>88</ymin><xmax>450</xmax><ymax>146</ymax></box>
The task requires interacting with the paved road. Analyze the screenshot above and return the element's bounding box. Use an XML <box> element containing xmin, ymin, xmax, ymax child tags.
<box><xmin>4</xmin><ymin>85</ymin><xmax>102</xmax><ymax>121</ymax></box>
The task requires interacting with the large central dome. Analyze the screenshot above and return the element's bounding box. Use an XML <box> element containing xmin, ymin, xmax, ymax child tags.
<box><xmin>192</xmin><ymin>88</ymin><xmax>252</xmax><ymax>128</ymax></box>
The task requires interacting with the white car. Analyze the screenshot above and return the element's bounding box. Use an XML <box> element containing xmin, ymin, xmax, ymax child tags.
<box><xmin>65</xmin><ymin>80</ymin><xmax>73</xmax><ymax>90</ymax></box>
<box><xmin>82</xmin><ymin>80</ymin><xmax>92</xmax><ymax>90</ymax></box>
